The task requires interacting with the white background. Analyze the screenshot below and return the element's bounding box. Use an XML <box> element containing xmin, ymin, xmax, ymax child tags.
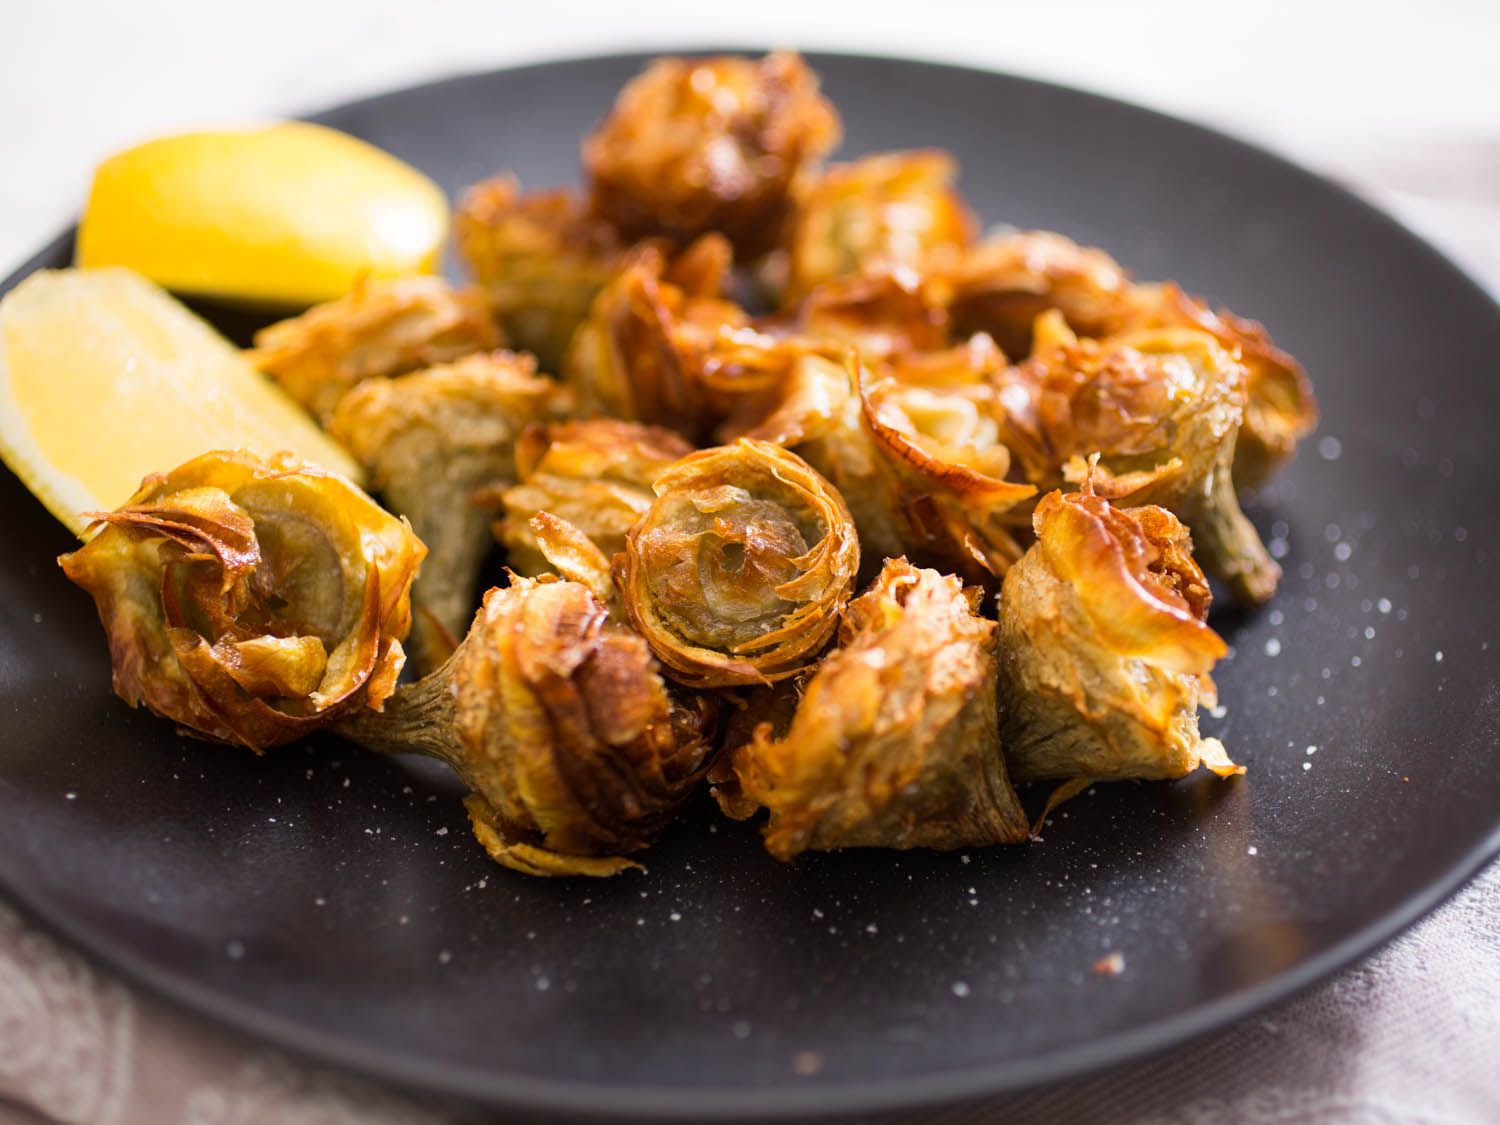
<box><xmin>1</xmin><ymin>0</ymin><xmax>1497</xmax><ymax>291</ymax></box>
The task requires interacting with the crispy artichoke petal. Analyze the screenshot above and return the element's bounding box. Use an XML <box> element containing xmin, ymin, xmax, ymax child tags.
<box><xmin>60</xmin><ymin>450</ymin><xmax>424</xmax><ymax>750</ymax></box>
<box><xmin>1001</xmin><ymin>326</ymin><xmax>1280</xmax><ymax>603</ymax></box>
<box><xmin>583</xmin><ymin>51</ymin><xmax>840</xmax><ymax>257</ymax></box>
<box><xmin>619</xmin><ymin>439</ymin><xmax>859</xmax><ymax>688</ymax></box>
<box><xmin>343</xmin><ymin>575</ymin><xmax>719</xmax><ymax>876</ymax></box>
<box><xmin>784</xmin><ymin>149</ymin><xmax>975</xmax><ymax>303</ymax></box>
<box><xmin>731</xmin><ymin>559</ymin><xmax>1028</xmax><ymax>858</ymax></box>
<box><xmin>494</xmin><ymin>419</ymin><xmax>693</xmax><ymax>578</ymax></box>
<box><xmin>247</xmin><ymin>276</ymin><xmax>501</xmax><ymax>422</ymax></box>
<box><xmin>328</xmin><ymin>350</ymin><xmax>566</xmax><ymax>667</ymax></box>
<box><xmin>528</xmin><ymin>511</ymin><xmax>616</xmax><ymax>606</ymax></box>
<box><xmin>999</xmin><ymin>488</ymin><xmax>1233</xmax><ymax>783</ymax></box>
<box><xmin>465</xmin><ymin>795</ymin><xmax>641</xmax><ymax>877</ymax></box>
<box><xmin>453</xmin><ymin>175</ymin><xmax>628</xmax><ymax>371</ymax></box>
<box><xmin>858</xmin><ymin>363</ymin><xmax>1035</xmax><ymax>583</ymax></box>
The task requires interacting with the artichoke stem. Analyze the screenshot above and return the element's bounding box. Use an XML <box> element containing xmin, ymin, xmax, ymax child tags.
<box><xmin>334</xmin><ymin>666</ymin><xmax>464</xmax><ymax>772</ymax></box>
<box><xmin>1188</xmin><ymin>463</ymin><xmax>1281</xmax><ymax>607</ymax></box>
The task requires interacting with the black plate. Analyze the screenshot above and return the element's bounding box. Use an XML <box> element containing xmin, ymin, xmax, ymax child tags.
<box><xmin>2</xmin><ymin>50</ymin><xmax>1498</xmax><ymax>1122</ymax></box>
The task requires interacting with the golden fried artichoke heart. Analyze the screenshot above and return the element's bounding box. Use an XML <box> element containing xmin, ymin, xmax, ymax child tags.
<box><xmin>1004</xmin><ymin>323</ymin><xmax>1281</xmax><ymax>604</ymax></box>
<box><xmin>246</xmin><ymin>276</ymin><xmax>502</xmax><ymax>423</ymax></box>
<box><xmin>793</xmin><ymin>269</ymin><xmax>951</xmax><ymax>362</ymax></box>
<box><xmin>59</xmin><ymin>450</ymin><xmax>425</xmax><ymax>750</ymax></box>
<box><xmin>723</xmin><ymin>559</ymin><xmax>1029</xmax><ymax>859</ymax></box>
<box><xmin>998</xmin><ymin>488</ymin><xmax>1240</xmax><ymax>784</ymax></box>
<box><xmin>491</xmin><ymin>418</ymin><xmax>693</xmax><ymax>577</ymax></box>
<box><xmin>338</xmin><ymin>575</ymin><xmax>719</xmax><ymax>877</ymax></box>
<box><xmin>328</xmin><ymin>350</ymin><xmax>569</xmax><ymax>670</ymax></box>
<box><xmin>859</xmin><ymin>349</ymin><xmax>1036</xmax><ymax>584</ymax></box>
<box><xmin>727</xmin><ymin>344</ymin><xmax>1031</xmax><ymax>585</ymax></box>
<box><xmin>946</xmin><ymin>229</ymin><xmax>1132</xmax><ymax>358</ymax></box>
<box><xmin>783</xmin><ymin>149</ymin><xmax>976</xmax><ymax>303</ymax></box>
<box><xmin>1115</xmin><ymin>283</ymin><xmax>1317</xmax><ymax>490</ymax></box>
<box><xmin>563</xmin><ymin>248</ymin><xmax>748</xmax><ymax>443</ymax></box>
<box><xmin>618</xmin><ymin>438</ymin><xmax>860</xmax><ymax>688</ymax></box>
<box><xmin>943</xmin><ymin>229</ymin><xmax>1316</xmax><ymax>488</ymax></box>
<box><xmin>725</xmin><ymin>350</ymin><xmax>906</xmax><ymax>575</ymax></box>
<box><xmin>583</xmin><ymin>50</ymin><xmax>841</xmax><ymax>257</ymax></box>
<box><xmin>453</xmin><ymin>175</ymin><xmax>631</xmax><ymax>372</ymax></box>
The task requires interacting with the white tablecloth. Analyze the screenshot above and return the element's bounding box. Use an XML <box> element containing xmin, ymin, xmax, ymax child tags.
<box><xmin>2</xmin><ymin>3</ymin><xmax>1497</xmax><ymax>1121</ymax></box>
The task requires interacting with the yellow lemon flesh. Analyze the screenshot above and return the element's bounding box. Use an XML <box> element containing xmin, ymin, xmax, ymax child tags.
<box><xmin>0</xmin><ymin>267</ymin><xmax>364</xmax><ymax>536</ymax></box>
<box><xmin>77</xmin><ymin>122</ymin><xmax>448</xmax><ymax>306</ymax></box>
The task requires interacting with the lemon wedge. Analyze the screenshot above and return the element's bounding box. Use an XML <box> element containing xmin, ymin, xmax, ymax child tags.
<box><xmin>76</xmin><ymin>122</ymin><xmax>449</xmax><ymax>306</ymax></box>
<box><xmin>0</xmin><ymin>267</ymin><xmax>364</xmax><ymax>535</ymax></box>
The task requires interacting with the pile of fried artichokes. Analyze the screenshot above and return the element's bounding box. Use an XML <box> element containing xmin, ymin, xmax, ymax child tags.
<box><xmin>62</xmin><ymin>51</ymin><xmax>1313</xmax><ymax>877</ymax></box>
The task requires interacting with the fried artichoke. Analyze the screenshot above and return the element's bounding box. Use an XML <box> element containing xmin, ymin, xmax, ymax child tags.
<box><xmin>59</xmin><ymin>450</ymin><xmax>424</xmax><ymax>750</ymax></box>
<box><xmin>784</xmin><ymin>150</ymin><xmax>975</xmax><ymax>303</ymax></box>
<box><xmin>247</xmin><ymin>276</ymin><xmax>501</xmax><ymax>422</ymax></box>
<box><xmin>1000</xmin><ymin>321</ymin><xmax>1280</xmax><ymax>603</ymax></box>
<box><xmin>997</xmin><ymin>486</ymin><xmax>1240</xmax><ymax>784</ymax></box>
<box><xmin>718</xmin><ymin>559</ymin><xmax>1029</xmax><ymax>859</ymax></box>
<box><xmin>489</xmin><ymin>419</ymin><xmax>693</xmax><ymax>578</ymax></box>
<box><xmin>947</xmin><ymin>229</ymin><xmax>1316</xmax><ymax>487</ymax></box>
<box><xmin>563</xmin><ymin>245</ymin><xmax>786</xmax><ymax>443</ymax></box>
<box><xmin>725</xmin><ymin>350</ymin><xmax>907</xmax><ymax>576</ymax></box>
<box><xmin>563</xmin><ymin>250</ymin><xmax>731</xmax><ymax>442</ymax></box>
<box><xmin>618</xmin><ymin>438</ymin><xmax>859</xmax><ymax>688</ymax></box>
<box><xmin>858</xmin><ymin>342</ymin><xmax>1037</xmax><ymax>582</ymax></box>
<box><xmin>583</xmin><ymin>51</ymin><xmax>840</xmax><ymax>258</ymax></box>
<box><xmin>1114</xmin><ymin>283</ymin><xmax>1317</xmax><ymax>489</ymax></box>
<box><xmin>792</xmin><ymin>269</ymin><xmax>951</xmax><ymax>360</ymax></box>
<box><xmin>338</xmin><ymin>574</ymin><xmax>719</xmax><ymax>876</ymax></box>
<box><xmin>453</xmin><ymin>176</ymin><xmax>630</xmax><ymax>372</ymax></box>
<box><xmin>327</xmin><ymin>351</ymin><xmax>567</xmax><ymax>669</ymax></box>
<box><xmin>726</xmin><ymin>343</ymin><xmax>1035</xmax><ymax>583</ymax></box>
<box><xmin>946</xmin><ymin>229</ymin><xmax>1131</xmax><ymax>358</ymax></box>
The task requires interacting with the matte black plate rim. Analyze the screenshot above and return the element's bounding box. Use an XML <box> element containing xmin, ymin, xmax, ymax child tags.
<box><xmin>4</xmin><ymin>48</ymin><xmax>1500</xmax><ymax>1121</ymax></box>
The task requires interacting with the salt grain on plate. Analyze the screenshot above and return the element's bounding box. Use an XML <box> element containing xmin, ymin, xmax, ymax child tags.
<box><xmin>792</xmin><ymin>1051</ymin><xmax>824</xmax><ymax>1075</ymax></box>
